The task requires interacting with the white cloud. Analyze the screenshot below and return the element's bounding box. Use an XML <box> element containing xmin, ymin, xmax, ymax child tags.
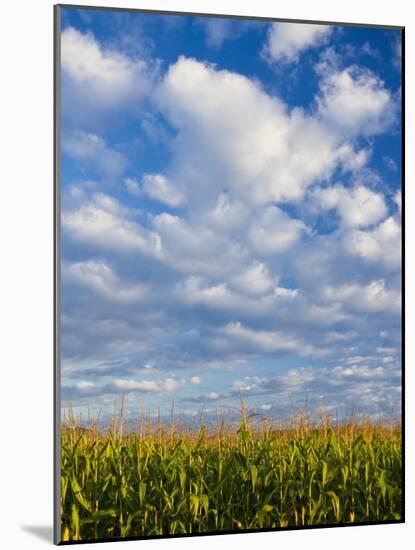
<box><xmin>176</xmin><ymin>276</ymin><xmax>267</xmax><ymax>316</ymax></box>
<box><xmin>111</xmin><ymin>377</ymin><xmax>184</xmax><ymax>393</ymax></box>
<box><xmin>345</xmin><ymin>215</ymin><xmax>401</xmax><ymax>268</ymax></box>
<box><xmin>336</xmin><ymin>144</ymin><xmax>371</xmax><ymax>172</ymax></box>
<box><xmin>197</xmin><ymin>19</ymin><xmax>256</xmax><ymax>50</ymax></box>
<box><xmin>322</xmin><ymin>279</ymin><xmax>400</xmax><ymax>314</ymax></box>
<box><xmin>61</xmin><ymin>27</ymin><xmax>152</xmax><ymax>109</ymax></box>
<box><xmin>175</xmin><ymin>276</ymin><xmax>301</xmax><ymax>321</ymax></box>
<box><xmin>273</xmin><ymin>287</ymin><xmax>299</xmax><ymax>299</ymax></box>
<box><xmin>152</xmin><ymin>213</ymin><xmax>246</xmax><ymax>276</ymax></box>
<box><xmin>393</xmin><ymin>35</ymin><xmax>402</xmax><ymax>70</ymax></box>
<box><xmin>62</xmin><ymin>193</ymin><xmax>161</xmax><ymax>255</ymax></box>
<box><xmin>231</xmin><ymin>261</ymin><xmax>275</xmax><ymax>295</ymax></box>
<box><xmin>64</xmin><ymin>260</ymin><xmax>146</xmax><ymax>303</ymax></box>
<box><xmin>207</xmin><ymin>391</ymin><xmax>219</xmax><ymax>400</ymax></box>
<box><xmin>199</xmin><ymin>19</ymin><xmax>234</xmax><ymax>49</ymax></box>
<box><xmin>218</xmin><ymin>322</ymin><xmax>314</xmax><ymax>356</ymax></box>
<box><xmin>163</xmin><ymin>378</ymin><xmax>184</xmax><ymax>392</ymax></box>
<box><xmin>156</xmin><ymin>56</ymin><xmax>355</xmax><ymax>207</ymax></box>
<box><xmin>142</xmin><ymin>173</ymin><xmax>185</xmax><ymax>207</ymax></box>
<box><xmin>62</xmin><ymin>377</ymin><xmax>185</xmax><ymax>401</ymax></box>
<box><xmin>232</xmin><ymin>376</ymin><xmax>266</xmax><ymax>392</ymax></box>
<box><xmin>249</xmin><ymin>206</ymin><xmax>307</xmax><ymax>254</ymax></box>
<box><xmin>200</xmin><ymin>193</ymin><xmax>249</xmax><ymax>232</ymax></box>
<box><xmin>263</xmin><ymin>23</ymin><xmax>332</xmax><ymax>63</ymax></box>
<box><xmin>317</xmin><ymin>66</ymin><xmax>393</xmax><ymax>136</ymax></box>
<box><xmin>182</xmin><ymin>390</ymin><xmax>223</xmax><ymax>403</ymax></box>
<box><xmin>325</xmin><ymin>331</ymin><xmax>357</xmax><ymax>343</ymax></box>
<box><xmin>377</xmin><ymin>346</ymin><xmax>398</xmax><ymax>355</ymax></box>
<box><xmin>62</xmin><ymin>130</ymin><xmax>127</xmax><ymax>181</ymax></box>
<box><xmin>177</xmin><ymin>276</ymin><xmax>232</xmax><ymax>308</ymax></box>
<box><xmin>191</xmin><ymin>376</ymin><xmax>201</xmax><ymax>384</ymax></box>
<box><xmin>64</xmin><ymin>190</ymin><xmax>247</xmax><ymax>278</ymax></box>
<box><xmin>394</xmin><ymin>190</ymin><xmax>402</xmax><ymax>213</ymax></box>
<box><xmin>76</xmin><ymin>381</ymin><xmax>96</xmax><ymax>390</ymax></box>
<box><xmin>112</xmin><ymin>379</ymin><xmax>160</xmax><ymax>392</ymax></box>
<box><xmin>124</xmin><ymin>177</ymin><xmax>142</xmax><ymax>197</ymax></box>
<box><xmin>278</xmin><ymin>367</ymin><xmax>317</xmax><ymax>391</ymax></box>
<box><xmin>301</xmin><ymin>303</ymin><xmax>351</xmax><ymax>325</ymax></box>
<box><xmin>314</xmin><ymin>184</ymin><xmax>387</xmax><ymax>228</ymax></box>
<box><xmin>383</xmin><ymin>156</ymin><xmax>398</xmax><ymax>172</ymax></box>
<box><xmin>229</xmin><ymin>360</ymin><xmax>401</xmax><ymax>411</ymax></box>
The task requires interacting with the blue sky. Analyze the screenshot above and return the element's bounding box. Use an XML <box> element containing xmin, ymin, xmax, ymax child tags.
<box><xmin>59</xmin><ymin>7</ymin><xmax>402</xmax><ymax>425</ymax></box>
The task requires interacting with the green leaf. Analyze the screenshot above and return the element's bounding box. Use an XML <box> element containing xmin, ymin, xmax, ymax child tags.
<box><xmin>70</xmin><ymin>477</ymin><xmax>91</xmax><ymax>512</ymax></box>
<box><xmin>139</xmin><ymin>481</ymin><xmax>147</xmax><ymax>507</ymax></box>
<box><xmin>250</xmin><ymin>466</ymin><xmax>258</xmax><ymax>491</ymax></box>
<box><xmin>71</xmin><ymin>504</ymin><xmax>80</xmax><ymax>539</ymax></box>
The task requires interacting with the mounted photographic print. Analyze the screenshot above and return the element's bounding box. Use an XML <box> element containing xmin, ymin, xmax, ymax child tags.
<box><xmin>54</xmin><ymin>4</ymin><xmax>404</xmax><ymax>544</ymax></box>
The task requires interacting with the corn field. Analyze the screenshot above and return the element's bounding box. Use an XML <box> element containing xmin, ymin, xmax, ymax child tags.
<box><xmin>60</xmin><ymin>411</ymin><xmax>402</xmax><ymax>542</ymax></box>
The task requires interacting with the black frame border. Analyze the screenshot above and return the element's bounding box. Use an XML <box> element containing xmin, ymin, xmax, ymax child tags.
<box><xmin>53</xmin><ymin>3</ymin><xmax>405</xmax><ymax>545</ymax></box>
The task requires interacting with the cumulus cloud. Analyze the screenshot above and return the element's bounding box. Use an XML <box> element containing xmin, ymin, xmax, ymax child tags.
<box><xmin>383</xmin><ymin>156</ymin><xmax>398</xmax><ymax>172</ymax></box>
<box><xmin>322</xmin><ymin>280</ymin><xmax>401</xmax><ymax>314</ymax></box>
<box><xmin>393</xmin><ymin>34</ymin><xmax>402</xmax><ymax>70</ymax></box>
<box><xmin>63</xmin><ymin>189</ymin><xmax>246</xmax><ymax>278</ymax></box>
<box><xmin>394</xmin><ymin>191</ymin><xmax>402</xmax><ymax>213</ymax></box>
<box><xmin>174</xmin><ymin>276</ymin><xmax>300</xmax><ymax>320</ymax></box>
<box><xmin>314</xmin><ymin>184</ymin><xmax>387</xmax><ymax>228</ymax></box>
<box><xmin>216</xmin><ymin>322</ymin><xmax>315</xmax><ymax>356</ymax></box>
<box><xmin>197</xmin><ymin>18</ymin><xmax>255</xmax><ymax>50</ymax></box>
<box><xmin>345</xmin><ymin>215</ymin><xmax>401</xmax><ymax>268</ymax></box>
<box><xmin>62</xmin><ymin>377</ymin><xmax>185</xmax><ymax>401</ymax></box>
<box><xmin>175</xmin><ymin>277</ymin><xmax>268</xmax><ymax>320</ymax></box>
<box><xmin>124</xmin><ymin>177</ymin><xmax>142</xmax><ymax>197</ymax></box>
<box><xmin>64</xmin><ymin>260</ymin><xmax>147</xmax><ymax>303</ymax></box>
<box><xmin>62</xmin><ymin>192</ymin><xmax>162</xmax><ymax>255</ymax></box>
<box><xmin>156</xmin><ymin>56</ymin><xmax>357</xmax><ymax>207</ymax></box>
<box><xmin>248</xmin><ymin>206</ymin><xmax>308</xmax><ymax>254</ymax></box>
<box><xmin>62</xmin><ymin>130</ymin><xmax>127</xmax><ymax>181</ymax></box>
<box><xmin>317</xmin><ymin>66</ymin><xmax>394</xmax><ymax>136</ymax></box>
<box><xmin>231</xmin><ymin>261</ymin><xmax>275</xmax><ymax>296</ymax></box>
<box><xmin>200</xmin><ymin>193</ymin><xmax>249</xmax><ymax>232</ymax></box>
<box><xmin>61</xmin><ymin>26</ymin><xmax>153</xmax><ymax>110</ymax></box>
<box><xmin>176</xmin><ymin>277</ymin><xmax>239</xmax><ymax>310</ymax></box>
<box><xmin>63</xmin><ymin>359</ymin><xmax>160</xmax><ymax>381</ymax></box>
<box><xmin>142</xmin><ymin>174</ymin><xmax>185</xmax><ymax>207</ymax></box>
<box><xmin>181</xmin><ymin>390</ymin><xmax>224</xmax><ymax>403</ymax></box>
<box><xmin>229</xmin><ymin>358</ymin><xmax>401</xmax><ymax>414</ymax></box>
<box><xmin>152</xmin><ymin>213</ymin><xmax>247</xmax><ymax>276</ymax></box>
<box><xmin>263</xmin><ymin>22</ymin><xmax>332</xmax><ymax>64</ymax></box>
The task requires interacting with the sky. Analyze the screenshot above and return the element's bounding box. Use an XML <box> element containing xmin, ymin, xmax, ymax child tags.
<box><xmin>59</xmin><ymin>7</ymin><xmax>402</xmax><ymax>425</ymax></box>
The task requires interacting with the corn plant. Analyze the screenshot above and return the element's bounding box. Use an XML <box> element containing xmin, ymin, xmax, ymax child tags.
<box><xmin>60</xmin><ymin>410</ymin><xmax>402</xmax><ymax>541</ymax></box>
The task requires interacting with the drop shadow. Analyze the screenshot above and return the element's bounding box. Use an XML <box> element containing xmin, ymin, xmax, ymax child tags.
<box><xmin>21</xmin><ymin>525</ymin><xmax>54</xmax><ymax>543</ymax></box>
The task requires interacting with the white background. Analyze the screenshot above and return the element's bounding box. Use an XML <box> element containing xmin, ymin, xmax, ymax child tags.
<box><xmin>0</xmin><ymin>0</ymin><xmax>413</xmax><ymax>548</ymax></box>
